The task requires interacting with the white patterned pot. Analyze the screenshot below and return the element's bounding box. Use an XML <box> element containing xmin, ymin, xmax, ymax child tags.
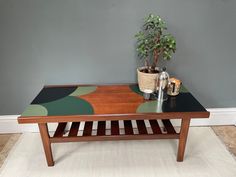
<box><xmin>137</xmin><ymin>67</ymin><xmax>159</xmax><ymax>92</ymax></box>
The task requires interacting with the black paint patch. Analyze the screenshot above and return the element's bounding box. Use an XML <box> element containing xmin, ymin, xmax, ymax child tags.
<box><xmin>129</xmin><ymin>84</ymin><xmax>143</xmax><ymax>96</ymax></box>
<box><xmin>162</xmin><ymin>93</ymin><xmax>207</xmax><ymax>112</ymax></box>
<box><xmin>31</xmin><ymin>87</ymin><xmax>77</xmax><ymax>104</ymax></box>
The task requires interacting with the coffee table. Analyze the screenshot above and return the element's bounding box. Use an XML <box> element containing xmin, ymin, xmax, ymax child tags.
<box><xmin>18</xmin><ymin>84</ymin><xmax>209</xmax><ymax>166</ymax></box>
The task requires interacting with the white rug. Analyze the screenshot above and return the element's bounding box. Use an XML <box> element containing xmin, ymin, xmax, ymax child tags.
<box><xmin>0</xmin><ymin>127</ymin><xmax>236</xmax><ymax>177</ymax></box>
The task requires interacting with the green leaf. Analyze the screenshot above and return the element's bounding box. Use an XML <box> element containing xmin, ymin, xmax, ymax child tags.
<box><xmin>135</xmin><ymin>14</ymin><xmax>176</xmax><ymax>66</ymax></box>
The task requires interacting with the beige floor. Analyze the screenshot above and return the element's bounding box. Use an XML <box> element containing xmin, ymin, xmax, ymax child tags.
<box><xmin>2</xmin><ymin>127</ymin><xmax>236</xmax><ymax>177</ymax></box>
<box><xmin>0</xmin><ymin>126</ymin><xmax>235</xmax><ymax>168</ymax></box>
<box><xmin>0</xmin><ymin>134</ymin><xmax>21</xmax><ymax>167</ymax></box>
<box><xmin>212</xmin><ymin>126</ymin><xmax>236</xmax><ymax>157</ymax></box>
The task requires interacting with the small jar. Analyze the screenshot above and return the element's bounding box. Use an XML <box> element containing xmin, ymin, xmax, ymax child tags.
<box><xmin>167</xmin><ymin>78</ymin><xmax>182</xmax><ymax>96</ymax></box>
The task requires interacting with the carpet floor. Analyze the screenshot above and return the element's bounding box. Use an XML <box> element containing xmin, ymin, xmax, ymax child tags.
<box><xmin>0</xmin><ymin>127</ymin><xmax>236</xmax><ymax>177</ymax></box>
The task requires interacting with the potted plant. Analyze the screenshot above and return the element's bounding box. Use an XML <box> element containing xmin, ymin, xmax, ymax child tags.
<box><xmin>135</xmin><ymin>14</ymin><xmax>176</xmax><ymax>92</ymax></box>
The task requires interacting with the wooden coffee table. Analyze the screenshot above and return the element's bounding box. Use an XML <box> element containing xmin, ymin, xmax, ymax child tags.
<box><xmin>18</xmin><ymin>84</ymin><xmax>209</xmax><ymax>166</ymax></box>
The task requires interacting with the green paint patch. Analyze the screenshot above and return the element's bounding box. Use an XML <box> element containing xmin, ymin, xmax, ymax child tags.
<box><xmin>130</xmin><ymin>84</ymin><xmax>188</xmax><ymax>95</ymax></box>
<box><xmin>21</xmin><ymin>105</ymin><xmax>48</xmax><ymax>117</ymax></box>
<box><xmin>180</xmin><ymin>85</ymin><xmax>188</xmax><ymax>93</ymax></box>
<box><xmin>70</xmin><ymin>86</ymin><xmax>97</xmax><ymax>96</ymax></box>
<box><xmin>42</xmin><ymin>96</ymin><xmax>94</xmax><ymax>116</ymax></box>
<box><xmin>137</xmin><ymin>101</ymin><xmax>163</xmax><ymax>113</ymax></box>
<box><xmin>129</xmin><ymin>84</ymin><xmax>143</xmax><ymax>96</ymax></box>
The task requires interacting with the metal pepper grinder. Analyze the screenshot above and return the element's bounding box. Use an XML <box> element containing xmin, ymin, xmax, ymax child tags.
<box><xmin>157</xmin><ymin>67</ymin><xmax>169</xmax><ymax>101</ymax></box>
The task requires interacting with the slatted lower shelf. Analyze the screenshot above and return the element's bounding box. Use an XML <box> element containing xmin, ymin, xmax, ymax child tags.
<box><xmin>50</xmin><ymin>120</ymin><xmax>179</xmax><ymax>143</ymax></box>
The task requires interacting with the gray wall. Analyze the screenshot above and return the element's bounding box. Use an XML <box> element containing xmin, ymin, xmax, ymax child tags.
<box><xmin>0</xmin><ymin>0</ymin><xmax>235</xmax><ymax>115</ymax></box>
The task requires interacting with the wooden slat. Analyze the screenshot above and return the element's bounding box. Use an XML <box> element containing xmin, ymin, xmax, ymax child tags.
<box><xmin>51</xmin><ymin>133</ymin><xmax>180</xmax><ymax>143</ymax></box>
<box><xmin>149</xmin><ymin>120</ymin><xmax>162</xmax><ymax>134</ymax></box>
<box><xmin>68</xmin><ymin>122</ymin><xmax>80</xmax><ymax>137</ymax></box>
<box><xmin>97</xmin><ymin>121</ymin><xmax>106</xmax><ymax>136</ymax></box>
<box><xmin>162</xmin><ymin>120</ymin><xmax>176</xmax><ymax>134</ymax></box>
<box><xmin>111</xmin><ymin>121</ymin><xmax>119</xmax><ymax>135</ymax></box>
<box><xmin>124</xmin><ymin>120</ymin><xmax>134</xmax><ymax>135</ymax></box>
<box><xmin>83</xmin><ymin>121</ymin><xmax>93</xmax><ymax>136</ymax></box>
<box><xmin>53</xmin><ymin>123</ymin><xmax>67</xmax><ymax>137</ymax></box>
<box><xmin>136</xmin><ymin>120</ymin><xmax>148</xmax><ymax>134</ymax></box>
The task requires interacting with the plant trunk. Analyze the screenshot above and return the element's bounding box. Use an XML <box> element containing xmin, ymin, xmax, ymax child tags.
<box><xmin>152</xmin><ymin>34</ymin><xmax>160</xmax><ymax>70</ymax></box>
<box><xmin>153</xmin><ymin>49</ymin><xmax>159</xmax><ymax>68</ymax></box>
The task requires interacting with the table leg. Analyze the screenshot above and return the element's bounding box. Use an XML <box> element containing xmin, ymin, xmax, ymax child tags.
<box><xmin>38</xmin><ymin>123</ymin><xmax>54</xmax><ymax>166</ymax></box>
<box><xmin>177</xmin><ymin>118</ymin><xmax>191</xmax><ymax>162</ymax></box>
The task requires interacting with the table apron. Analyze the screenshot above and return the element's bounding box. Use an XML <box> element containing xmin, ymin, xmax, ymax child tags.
<box><xmin>18</xmin><ymin>112</ymin><xmax>210</xmax><ymax>124</ymax></box>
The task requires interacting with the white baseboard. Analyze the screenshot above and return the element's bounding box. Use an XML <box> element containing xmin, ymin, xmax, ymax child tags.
<box><xmin>0</xmin><ymin>115</ymin><xmax>61</xmax><ymax>133</ymax></box>
<box><xmin>0</xmin><ymin>108</ymin><xmax>235</xmax><ymax>133</ymax></box>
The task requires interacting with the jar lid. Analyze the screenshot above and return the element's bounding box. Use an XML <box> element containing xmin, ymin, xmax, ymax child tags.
<box><xmin>170</xmin><ymin>77</ymin><xmax>181</xmax><ymax>84</ymax></box>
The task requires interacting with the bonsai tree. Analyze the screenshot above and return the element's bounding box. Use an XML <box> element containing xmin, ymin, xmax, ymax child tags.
<box><xmin>135</xmin><ymin>14</ymin><xmax>176</xmax><ymax>73</ymax></box>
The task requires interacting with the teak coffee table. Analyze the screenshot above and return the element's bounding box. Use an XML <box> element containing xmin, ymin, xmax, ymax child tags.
<box><xmin>18</xmin><ymin>84</ymin><xmax>210</xmax><ymax>166</ymax></box>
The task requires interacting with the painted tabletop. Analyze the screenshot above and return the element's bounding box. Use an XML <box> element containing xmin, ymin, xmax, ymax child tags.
<box><xmin>20</xmin><ymin>84</ymin><xmax>207</xmax><ymax>117</ymax></box>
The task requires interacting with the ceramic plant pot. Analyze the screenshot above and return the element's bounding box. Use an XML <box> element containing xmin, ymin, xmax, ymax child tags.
<box><xmin>137</xmin><ymin>67</ymin><xmax>159</xmax><ymax>92</ymax></box>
